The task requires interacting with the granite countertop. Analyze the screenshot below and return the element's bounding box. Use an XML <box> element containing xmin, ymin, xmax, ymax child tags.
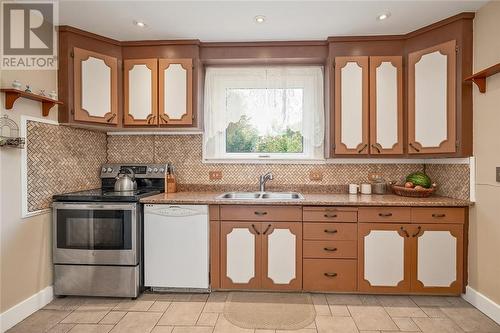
<box><xmin>140</xmin><ymin>192</ymin><xmax>472</xmax><ymax>207</ymax></box>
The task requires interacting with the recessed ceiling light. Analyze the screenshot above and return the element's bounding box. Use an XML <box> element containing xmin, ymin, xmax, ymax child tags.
<box><xmin>133</xmin><ymin>20</ymin><xmax>146</xmax><ymax>28</ymax></box>
<box><xmin>254</xmin><ymin>15</ymin><xmax>266</xmax><ymax>24</ymax></box>
<box><xmin>377</xmin><ymin>12</ymin><xmax>391</xmax><ymax>21</ymax></box>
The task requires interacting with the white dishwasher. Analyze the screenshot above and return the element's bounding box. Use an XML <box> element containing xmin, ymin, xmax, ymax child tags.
<box><xmin>144</xmin><ymin>204</ymin><xmax>209</xmax><ymax>290</ymax></box>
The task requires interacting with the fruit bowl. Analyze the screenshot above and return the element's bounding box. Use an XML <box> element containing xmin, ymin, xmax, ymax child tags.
<box><xmin>391</xmin><ymin>184</ymin><xmax>436</xmax><ymax>198</ymax></box>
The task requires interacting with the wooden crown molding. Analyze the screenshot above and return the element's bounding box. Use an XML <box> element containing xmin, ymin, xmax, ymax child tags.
<box><xmin>59</xmin><ymin>12</ymin><xmax>474</xmax><ymax>49</ymax></box>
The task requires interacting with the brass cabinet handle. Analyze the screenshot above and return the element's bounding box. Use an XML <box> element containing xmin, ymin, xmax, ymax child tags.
<box><xmin>254</xmin><ymin>211</ymin><xmax>268</xmax><ymax>216</ymax></box>
<box><xmin>432</xmin><ymin>213</ymin><xmax>446</xmax><ymax>218</ymax></box>
<box><xmin>251</xmin><ymin>224</ymin><xmax>260</xmax><ymax>235</ymax></box>
<box><xmin>412</xmin><ymin>226</ymin><xmax>422</xmax><ymax>238</ymax></box>
<box><xmin>106</xmin><ymin>114</ymin><xmax>116</xmax><ymax>123</ymax></box>
<box><xmin>324</xmin><ymin>214</ymin><xmax>338</xmax><ymax>218</ymax></box>
<box><xmin>379</xmin><ymin>212</ymin><xmax>393</xmax><ymax>217</ymax></box>
<box><xmin>323</xmin><ymin>247</ymin><xmax>338</xmax><ymax>252</ymax></box>
<box><xmin>324</xmin><ymin>272</ymin><xmax>338</xmax><ymax>278</ymax></box>
<box><xmin>371</xmin><ymin>144</ymin><xmax>381</xmax><ymax>153</ymax></box>
<box><xmin>400</xmin><ymin>226</ymin><xmax>410</xmax><ymax>238</ymax></box>
<box><xmin>357</xmin><ymin>143</ymin><xmax>368</xmax><ymax>154</ymax></box>
<box><xmin>263</xmin><ymin>224</ymin><xmax>272</xmax><ymax>235</ymax></box>
<box><xmin>409</xmin><ymin>143</ymin><xmax>421</xmax><ymax>152</ymax></box>
<box><xmin>324</xmin><ymin>229</ymin><xmax>338</xmax><ymax>234</ymax></box>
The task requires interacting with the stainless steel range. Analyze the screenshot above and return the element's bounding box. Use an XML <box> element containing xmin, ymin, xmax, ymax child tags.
<box><xmin>52</xmin><ymin>163</ymin><xmax>166</xmax><ymax>298</ymax></box>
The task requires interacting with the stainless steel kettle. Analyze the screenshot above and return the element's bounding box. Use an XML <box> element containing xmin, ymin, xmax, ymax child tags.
<box><xmin>114</xmin><ymin>168</ymin><xmax>137</xmax><ymax>192</ymax></box>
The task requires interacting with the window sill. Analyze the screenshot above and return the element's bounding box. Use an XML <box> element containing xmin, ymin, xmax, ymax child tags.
<box><xmin>202</xmin><ymin>158</ymin><xmax>326</xmax><ymax>164</ymax></box>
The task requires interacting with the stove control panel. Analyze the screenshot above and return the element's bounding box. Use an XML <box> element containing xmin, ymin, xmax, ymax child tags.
<box><xmin>100</xmin><ymin>164</ymin><xmax>169</xmax><ymax>178</ymax></box>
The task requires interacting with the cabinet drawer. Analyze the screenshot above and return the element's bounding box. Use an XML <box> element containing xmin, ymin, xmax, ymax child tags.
<box><xmin>303</xmin><ymin>240</ymin><xmax>357</xmax><ymax>259</ymax></box>
<box><xmin>220</xmin><ymin>205</ymin><xmax>302</xmax><ymax>221</ymax></box>
<box><xmin>411</xmin><ymin>208</ymin><xmax>465</xmax><ymax>224</ymax></box>
<box><xmin>303</xmin><ymin>207</ymin><xmax>357</xmax><ymax>223</ymax></box>
<box><xmin>358</xmin><ymin>207</ymin><xmax>411</xmax><ymax>223</ymax></box>
<box><xmin>303</xmin><ymin>259</ymin><xmax>357</xmax><ymax>292</ymax></box>
<box><xmin>303</xmin><ymin>223</ymin><xmax>357</xmax><ymax>241</ymax></box>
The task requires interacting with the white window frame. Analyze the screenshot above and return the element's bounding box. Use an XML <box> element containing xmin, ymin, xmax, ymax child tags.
<box><xmin>203</xmin><ymin>66</ymin><xmax>325</xmax><ymax>162</ymax></box>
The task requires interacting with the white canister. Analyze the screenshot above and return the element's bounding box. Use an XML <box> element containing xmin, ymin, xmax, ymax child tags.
<box><xmin>360</xmin><ymin>183</ymin><xmax>372</xmax><ymax>195</ymax></box>
<box><xmin>348</xmin><ymin>184</ymin><xmax>359</xmax><ymax>194</ymax></box>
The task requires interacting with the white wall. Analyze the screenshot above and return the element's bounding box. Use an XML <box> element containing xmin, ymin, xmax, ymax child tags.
<box><xmin>0</xmin><ymin>70</ymin><xmax>57</xmax><ymax>317</ymax></box>
<box><xmin>468</xmin><ymin>0</ymin><xmax>500</xmax><ymax>305</ymax></box>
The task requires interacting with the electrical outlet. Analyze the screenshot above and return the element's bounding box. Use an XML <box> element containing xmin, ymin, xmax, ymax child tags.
<box><xmin>496</xmin><ymin>167</ymin><xmax>500</xmax><ymax>182</ymax></box>
<box><xmin>209</xmin><ymin>170</ymin><xmax>222</xmax><ymax>180</ymax></box>
<box><xmin>309</xmin><ymin>170</ymin><xmax>323</xmax><ymax>181</ymax></box>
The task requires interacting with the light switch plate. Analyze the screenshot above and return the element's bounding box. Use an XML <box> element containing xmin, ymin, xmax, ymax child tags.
<box><xmin>496</xmin><ymin>167</ymin><xmax>500</xmax><ymax>182</ymax></box>
<box><xmin>209</xmin><ymin>170</ymin><xmax>222</xmax><ymax>180</ymax></box>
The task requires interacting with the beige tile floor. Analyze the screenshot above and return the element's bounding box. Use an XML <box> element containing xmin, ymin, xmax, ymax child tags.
<box><xmin>7</xmin><ymin>292</ymin><xmax>500</xmax><ymax>333</ymax></box>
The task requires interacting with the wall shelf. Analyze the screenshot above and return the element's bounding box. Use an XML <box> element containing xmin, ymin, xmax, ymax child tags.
<box><xmin>0</xmin><ymin>88</ymin><xmax>63</xmax><ymax>116</ymax></box>
<box><xmin>464</xmin><ymin>63</ymin><xmax>500</xmax><ymax>93</ymax></box>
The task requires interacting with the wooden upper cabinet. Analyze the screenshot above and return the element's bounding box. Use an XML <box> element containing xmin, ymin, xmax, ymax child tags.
<box><xmin>158</xmin><ymin>59</ymin><xmax>193</xmax><ymax>125</ymax></box>
<box><xmin>124</xmin><ymin>59</ymin><xmax>158</xmax><ymax>126</ymax></box>
<box><xmin>73</xmin><ymin>47</ymin><xmax>118</xmax><ymax>124</ymax></box>
<box><xmin>334</xmin><ymin>56</ymin><xmax>369</xmax><ymax>155</ymax></box>
<box><xmin>408</xmin><ymin>40</ymin><xmax>457</xmax><ymax>154</ymax></box>
<box><xmin>369</xmin><ymin>56</ymin><xmax>404</xmax><ymax>155</ymax></box>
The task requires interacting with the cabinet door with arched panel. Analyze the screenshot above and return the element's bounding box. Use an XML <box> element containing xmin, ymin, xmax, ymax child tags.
<box><xmin>408</xmin><ymin>40</ymin><xmax>457</xmax><ymax>154</ymax></box>
<box><xmin>261</xmin><ymin>222</ymin><xmax>302</xmax><ymax>291</ymax></box>
<box><xmin>369</xmin><ymin>56</ymin><xmax>404</xmax><ymax>155</ymax></box>
<box><xmin>158</xmin><ymin>59</ymin><xmax>193</xmax><ymax>126</ymax></box>
<box><xmin>124</xmin><ymin>59</ymin><xmax>158</xmax><ymax>126</ymax></box>
<box><xmin>334</xmin><ymin>56</ymin><xmax>369</xmax><ymax>155</ymax></box>
<box><xmin>221</xmin><ymin>222</ymin><xmax>262</xmax><ymax>289</ymax></box>
<box><xmin>411</xmin><ymin>223</ymin><xmax>463</xmax><ymax>294</ymax></box>
<box><xmin>73</xmin><ymin>47</ymin><xmax>118</xmax><ymax>125</ymax></box>
<box><xmin>358</xmin><ymin>223</ymin><xmax>412</xmax><ymax>293</ymax></box>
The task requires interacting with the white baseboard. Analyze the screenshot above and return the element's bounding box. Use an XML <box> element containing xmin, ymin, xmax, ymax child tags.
<box><xmin>463</xmin><ymin>286</ymin><xmax>500</xmax><ymax>325</ymax></box>
<box><xmin>0</xmin><ymin>286</ymin><xmax>54</xmax><ymax>332</ymax></box>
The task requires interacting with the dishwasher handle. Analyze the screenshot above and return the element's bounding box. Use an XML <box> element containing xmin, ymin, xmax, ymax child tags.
<box><xmin>145</xmin><ymin>205</ymin><xmax>208</xmax><ymax>218</ymax></box>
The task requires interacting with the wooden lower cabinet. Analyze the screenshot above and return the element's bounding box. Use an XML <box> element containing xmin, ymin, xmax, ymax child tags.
<box><xmin>412</xmin><ymin>223</ymin><xmax>464</xmax><ymax>294</ymax></box>
<box><xmin>358</xmin><ymin>222</ymin><xmax>464</xmax><ymax>294</ymax></box>
<box><xmin>220</xmin><ymin>221</ymin><xmax>302</xmax><ymax>290</ymax></box>
<box><xmin>303</xmin><ymin>259</ymin><xmax>357</xmax><ymax>291</ymax></box>
<box><xmin>358</xmin><ymin>223</ymin><xmax>412</xmax><ymax>293</ymax></box>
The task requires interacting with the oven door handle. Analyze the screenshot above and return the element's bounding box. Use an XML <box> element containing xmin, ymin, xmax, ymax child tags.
<box><xmin>52</xmin><ymin>202</ymin><xmax>138</xmax><ymax>211</ymax></box>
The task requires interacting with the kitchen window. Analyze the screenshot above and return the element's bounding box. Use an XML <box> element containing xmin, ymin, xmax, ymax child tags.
<box><xmin>203</xmin><ymin>66</ymin><xmax>325</xmax><ymax>161</ymax></box>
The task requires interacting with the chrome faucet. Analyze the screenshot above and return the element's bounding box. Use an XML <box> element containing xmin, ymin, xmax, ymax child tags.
<box><xmin>259</xmin><ymin>172</ymin><xmax>273</xmax><ymax>192</ymax></box>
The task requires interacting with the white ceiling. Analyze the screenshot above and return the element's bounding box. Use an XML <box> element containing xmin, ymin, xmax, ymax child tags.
<box><xmin>59</xmin><ymin>1</ymin><xmax>486</xmax><ymax>42</ymax></box>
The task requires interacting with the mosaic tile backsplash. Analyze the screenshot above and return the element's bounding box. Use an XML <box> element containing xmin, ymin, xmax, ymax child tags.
<box><xmin>107</xmin><ymin>134</ymin><xmax>470</xmax><ymax>200</ymax></box>
<box><xmin>25</xmin><ymin>128</ymin><xmax>470</xmax><ymax>212</ymax></box>
<box><xmin>26</xmin><ymin>121</ymin><xmax>107</xmax><ymax>212</ymax></box>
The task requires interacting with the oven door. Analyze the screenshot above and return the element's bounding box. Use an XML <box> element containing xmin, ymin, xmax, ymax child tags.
<box><xmin>52</xmin><ymin>202</ymin><xmax>139</xmax><ymax>266</ymax></box>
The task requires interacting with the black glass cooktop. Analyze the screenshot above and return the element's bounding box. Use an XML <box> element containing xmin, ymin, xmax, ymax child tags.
<box><xmin>52</xmin><ymin>188</ymin><xmax>161</xmax><ymax>202</ymax></box>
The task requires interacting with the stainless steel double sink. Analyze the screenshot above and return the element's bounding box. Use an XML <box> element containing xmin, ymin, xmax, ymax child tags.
<box><xmin>216</xmin><ymin>191</ymin><xmax>304</xmax><ymax>200</ymax></box>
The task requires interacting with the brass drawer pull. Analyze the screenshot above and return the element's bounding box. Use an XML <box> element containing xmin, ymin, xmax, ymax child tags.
<box><xmin>324</xmin><ymin>272</ymin><xmax>338</xmax><ymax>278</ymax></box>
<box><xmin>412</xmin><ymin>226</ymin><xmax>422</xmax><ymax>238</ymax></box>
<box><xmin>324</xmin><ymin>229</ymin><xmax>338</xmax><ymax>234</ymax></box>
<box><xmin>409</xmin><ymin>142</ymin><xmax>421</xmax><ymax>152</ymax></box>
<box><xmin>400</xmin><ymin>226</ymin><xmax>410</xmax><ymax>238</ymax></box>
<box><xmin>254</xmin><ymin>211</ymin><xmax>268</xmax><ymax>216</ymax></box>
<box><xmin>324</xmin><ymin>214</ymin><xmax>338</xmax><ymax>218</ymax></box>
<box><xmin>323</xmin><ymin>247</ymin><xmax>338</xmax><ymax>252</ymax></box>
<box><xmin>106</xmin><ymin>114</ymin><xmax>116</xmax><ymax>123</ymax></box>
<box><xmin>251</xmin><ymin>224</ymin><xmax>260</xmax><ymax>235</ymax></box>
<box><xmin>357</xmin><ymin>143</ymin><xmax>368</xmax><ymax>154</ymax></box>
<box><xmin>379</xmin><ymin>212</ymin><xmax>393</xmax><ymax>217</ymax></box>
<box><xmin>432</xmin><ymin>213</ymin><xmax>446</xmax><ymax>218</ymax></box>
